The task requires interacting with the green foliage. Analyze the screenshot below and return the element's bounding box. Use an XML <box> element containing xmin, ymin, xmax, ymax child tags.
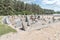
<box><xmin>43</xmin><ymin>9</ymin><xmax>54</xmax><ymax>14</ymax></box>
<box><xmin>0</xmin><ymin>24</ymin><xmax>16</xmax><ymax>35</ymax></box>
<box><xmin>0</xmin><ymin>0</ymin><xmax>15</xmax><ymax>15</ymax></box>
<box><xmin>55</xmin><ymin>11</ymin><xmax>60</xmax><ymax>14</ymax></box>
<box><xmin>0</xmin><ymin>0</ymin><xmax>56</xmax><ymax>15</ymax></box>
<box><xmin>22</xmin><ymin>11</ymin><xmax>32</xmax><ymax>15</ymax></box>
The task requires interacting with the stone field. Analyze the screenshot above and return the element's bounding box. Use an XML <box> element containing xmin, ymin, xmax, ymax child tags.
<box><xmin>0</xmin><ymin>15</ymin><xmax>60</xmax><ymax>40</ymax></box>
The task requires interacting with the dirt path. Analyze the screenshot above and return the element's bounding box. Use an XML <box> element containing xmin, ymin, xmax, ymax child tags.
<box><xmin>0</xmin><ymin>21</ymin><xmax>60</xmax><ymax>40</ymax></box>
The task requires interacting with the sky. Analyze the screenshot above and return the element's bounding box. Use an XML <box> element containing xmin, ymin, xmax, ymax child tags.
<box><xmin>20</xmin><ymin>0</ymin><xmax>60</xmax><ymax>11</ymax></box>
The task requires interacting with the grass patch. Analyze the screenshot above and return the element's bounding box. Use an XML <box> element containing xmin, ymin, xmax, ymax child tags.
<box><xmin>0</xmin><ymin>24</ymin><xmax>16</xmax><ymax>36</ymax></box>
<box><xmin>0</xmin><ymin>16</ymin><xmax>17</xmax><ymax>36</ymax></box>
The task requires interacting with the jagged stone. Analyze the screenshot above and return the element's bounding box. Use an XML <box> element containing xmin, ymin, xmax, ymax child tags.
<box><xmin>2</xmin><ymin>15</ymin><xmax>60</xmax><ymax>31</ymax></box>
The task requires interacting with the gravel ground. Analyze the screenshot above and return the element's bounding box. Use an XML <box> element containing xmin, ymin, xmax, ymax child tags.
<box><xmin>0</xmin><ymin>21</ymin><xmax>60</xmax><ymax>40</ymax></box>
<box><xmin>1</xmin><ymin>15</ymin><xmax>60</xmax><ymax>40</ymax></box>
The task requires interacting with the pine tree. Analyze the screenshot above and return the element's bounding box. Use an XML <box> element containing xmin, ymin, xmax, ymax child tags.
<box><xmin>2</xmin><ymin>0</ymin><xmax>15</xmax><ymax>15</ymax></box>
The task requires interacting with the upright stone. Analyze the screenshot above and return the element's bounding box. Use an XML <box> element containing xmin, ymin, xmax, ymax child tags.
<box><xmin>52</xmin><ymin>16</ymin><xmax>55</xmax><ymax>22</ymax></box>
<box><xmin>3</xmin><ymin>16</ymin><xmax>11</xmax><ymax>25</ymax></box>
<box><xmin>37</xmin><ymin>15</ymin><xmax>40</xmax><ymax>20</ymax></box>
<box><xmin>14</xmin><ymin>17</ymin><xmax>22</xmax><ymax>28</ymax></box>
<box><xmin>3</xmin><ymin>17</ymin><xmax>7</xmax><ymax>24</ymax></box>
<box><xmin>20</xmin><ymin>22</ymin><xmax>25</xmax><ymax>31</ymax></box>
<box><xmin>25</xmin><ymin>16</ymin><xmax>28</xmax><ymax>22</ymax></box>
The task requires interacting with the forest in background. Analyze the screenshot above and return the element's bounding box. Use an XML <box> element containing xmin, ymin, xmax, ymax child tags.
<box><xmin>0</xmin><ymin>0</ymin><xmax>59</xmax><ymax>15</ymax></box>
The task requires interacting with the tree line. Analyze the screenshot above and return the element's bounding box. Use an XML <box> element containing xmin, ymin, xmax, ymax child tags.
<box><xmin>0</xmin><ymin>0</ymin><xmax>56</xmax><ymax>15</ymax></box>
